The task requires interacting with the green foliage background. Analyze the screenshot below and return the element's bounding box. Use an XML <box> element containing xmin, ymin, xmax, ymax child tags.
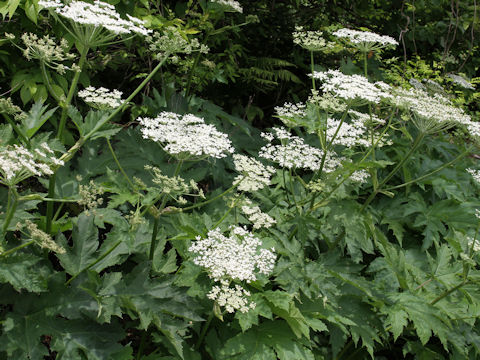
<box><xmin>0</xmin><ymin>0</ymin><xmax>479</xmax><ymax>359</ymax></box>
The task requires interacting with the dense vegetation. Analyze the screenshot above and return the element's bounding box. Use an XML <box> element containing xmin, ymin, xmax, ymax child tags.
<box><xmin>0</xmin><ymin>0</ymin><xmax>479</xmax><ymax>359</ymax></box>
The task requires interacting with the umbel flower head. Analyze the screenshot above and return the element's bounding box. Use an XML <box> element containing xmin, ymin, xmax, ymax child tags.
<box><xmin>11</xmin><ymin>33</ymin><xmax>75</xmax><ymax>74</ymax></box>
<box><xmin>392</xmin><ymin>87</ymin><xmax>477</xmax><ymax>134</ymax></box>
<box><xmin>146</xmin><ymin>27</ymin><xmax>209</xmax><ymax>61</ymax></box>
<box><xmin>0</xmin><ymin>143</ymin><xmax>63</xmax><ymax>186</ymax></box>
<box><xmin>207</xmin><ymin>280</ymin><xmax>255</xmax><ymax>313</ymax></box>
<box><xmin>310</xmin><ymin>69</ymin><xmax>392</xmax><ymax>106</ymax></box>
<box><xmin>138</xmin><ymin>112</ymin><xmax>234</xmax><ymax>160</ymax></box>
<box><xmin>78</xmin><ymin>86</ymin><xmax>124</xmax><ymax>109</ymax></box>
<box><xmin>332</xmin><ymin>28</ymin><xmax>398</xmax><ymax>52</ymax></box>
<box><xmin>293</xmin><ymin>26</ymin><xmax>336</xmax><ymax>52</ymax></box>
<box><xmin>259</xmin><ymin>127</ymin><xmax>340</xmax><ymax>172</ymax></box>
<box><xmin>39</xmin><ymin>0</ymin><xmax>151</xmax><ymax>46</ymax></box>
<box><xmin>210</xmin><ymin>0</ymin><xmax>243</xmax><ymax>13</ymax></box>
<box><xmin>233</xmin><ymin>154</ymin><xmax>275</xmax><ymax>192</ymax></box>
<box><xmin>189</xmin><ymin>226</ymin><xmax>276</xmax><ymax>283</ymax></box>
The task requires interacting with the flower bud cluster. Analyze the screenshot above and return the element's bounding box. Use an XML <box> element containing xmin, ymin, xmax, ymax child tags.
<box><xmin>146</xmin><ymin>27</ymin><xmax>209</xmax><ymax>61</ymax></box>
<box><xmin>16</xmin><ymin>33</ymin><xmax>75</xmax><ymax>74</ymax></box>
<box><xmin>78</xmin><ymin>86</ymin><xmax>124</xmax><ymax>109</ymax></box>
<box><xmin>78</xmin><ymin>180</ymin><xmax>104</xmax><ymax>214</ymax></box>
<box><xmin>211</xmin><ymin>0</ymin><xmax>243</xmax><ymax>13</ymax></box>
<box><xmin>310</xmin><ymin>70</ymin><xmax>392</xmax><ymax>105</ymax></box>
<box><xmin>138</xmin><ymin>112</ymin><xmax>234</xmax><ymax>160</ymax></box>
<box><xmin>39</xmin><ymin>0</ymin><xmax>151</xmax><ymax>36</ymax></box>
<box><xmin>19</xmin><ymin>220</ymin><xmax>66</xmax><ymax>254</ymax></box>
<box><xmin>468</xmin><ymin>237</ymin><xmax>480</xmax><ymax>252</ymax></box>
<box><xmin>233</xmin><ymin>154</ymin><xmax>275</xmax><ymax>192</ymax></box>
<box><xmin>145</xmin><ymin>165</ymin><xmax>204</xmax><ymax>204</ymax></box>
<box><xmin>0</xmin><ymin>97</ymin><xmax>26</xmax><ymax>121</ymax></box>
<box><xmin>189</xmin><ymin>226</ymin><xmax>275</xmax><ymax>313</ymax></box>
<box><xmin>0</xmin><ymin>143</ymin><xmax>63</xmax><ymax>186</ymax></box>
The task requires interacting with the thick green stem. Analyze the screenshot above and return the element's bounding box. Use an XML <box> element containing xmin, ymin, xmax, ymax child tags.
<box><xmin>40</xmin><ymin>61</ymin><xmax>62</xmax><ymax>103</ymax></box>
<box><xmin>195</xmin><ymin>310</ymin><xmax>214</xmax><ymax>350</ymax></box>
<box><xmin>45</xmin><ymin>173</ymin><xmax>57</xmax><ymax>234</ymax></box>
<box><xmin>57</xmin><ymin>45</ymin><xmax>89</xmax><ymax>141</ymax></box>
<box><xmin>148</xmin><ymin>160</ymin><xmax>183</xmax><ymax>261</ymax></box>
<box><xmin>384</xmin><ymin>147</ymin><xmax>471</xmax><ymax>191</ymax></box>
<box><xmin>430</xmin><ymin>280</ymin><xmax>469</xmax><ymax>305</ymax></box>
<box><xmin>360</xmin><ymin>132</ymin><xmax>425</xmax><ymax>212</ymax></box>
<box><xmin>65</xmin><ymin>238</ymin><xmax>122</xmax><ymax>286</ymax></box>
<box><xmin>2</xmin><ymin>187</ymin><xmax>19</xmax><ymax>235</ymax></box>
<box><xmin>54</xmin><ymin>53</ymin><xmax>171</xmax><ymax>169</ymax></box>
<box><xmin>0</xmin><ymin>240</ymin><xmax>35</xmax><ymax>257</ymax></box>
<box><xmin>107</xmin><ymin>138</ymin><xmax>135</xmax><ymax>190</ymax></box>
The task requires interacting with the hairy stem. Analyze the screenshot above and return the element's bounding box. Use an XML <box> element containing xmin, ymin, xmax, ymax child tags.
<box><xmin>0</xmin><ymin>240</ymin><xmax>35</xmax><ymax>257</ymax></box>
<box><xmin>2</xmin><ymin>187</ymin><xmax>19</xmax><ymax>235</ymax></box>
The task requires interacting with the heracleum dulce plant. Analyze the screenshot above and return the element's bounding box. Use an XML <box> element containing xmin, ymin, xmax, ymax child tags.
<box><xmin>1</xmin><ymin>2</ymin><xmax>480</xmax><ymax>359</ymax></box>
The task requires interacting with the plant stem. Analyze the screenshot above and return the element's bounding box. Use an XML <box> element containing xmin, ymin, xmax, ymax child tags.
<box><xmin>107</xmin><ymin>138</ymin><xmax>135</xmax><ymax>190</ymax></box>
<box><xmin>384</xmin><ymin>147</ymin><xmax>471</xmax><ymax>191</ymax></box>
<box><xmin>55</xmin><ymin>52</ymin><xmax>171</xmax><ymax>168</ymax></box>
<box><xmin>65</xmin><ymin>238</ymin><xmax>122</xmax><ymax>286</ymax></box>
<box><xmin>0</xmin><ymin>240</ymin><xmax>35</xmax><ymax>257</ymax></box>
<box><xmin>430</xmin><ymin>280</ymin><xmax>469</xmax><ymax>305</ymax></box>
<box><xmin>45</xmin><ymin>173</ymin><xmax>56</xmax><ymax>234</ymax></box>
<box><xmin>57</xmin><ymin>45</ymin><xmax>89</xmax><ymax>141</ymax></box>
<box><xmin>360</xmin><ymin>131</ymin><xmax>425</xmax><ymax>212</ymax></box>
<box><xmin>40</xmin><ymin>61</ymin><xmax>62</xmax><ymax>103</ymax></box>
<box><xmin>195</xmin><ymin>310</ymin><xmax>214</xmax><ymax>350</ymax></box>
<box><xmin>148</xmin><ymin>160</ymin><xmax>183</xmax><ymax>261</ymax></box>
<box><xmin>2</xmin><ymin>187</ymin><xmax>19</xmax><ymax>235</ymax></box>
<box><xmin>2</xmin><ymin>114</ymin><xmax>29</xmax><ymax>145</ymax></box>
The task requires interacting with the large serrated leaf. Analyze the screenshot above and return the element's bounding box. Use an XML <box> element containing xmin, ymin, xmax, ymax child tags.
<box><xmin>58</xmin><ymin>213</ymin><xmax>99</xmax><ymax>275</ymax></box>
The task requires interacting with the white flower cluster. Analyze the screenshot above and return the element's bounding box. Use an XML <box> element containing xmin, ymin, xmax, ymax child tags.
<box><xmin>138</xmin><ymin>112</ymin><xmax>234</xmax><ymax>160</ymax></box>
<box><xmin>259</xmin><ymin>128</ymin><xmax>340</xmax><ymax>172</ymax></box>
<box><xmin>476</xmin><ymin>209</ymin><xmax>480</xmax><ymax>219</ymax></box>
<box><xmin>392</xmin><ymin>87</ymin><xmax>478</xmax><ymax>134</ymax></box>
<box><xmin>348</xmin><ymin>110</ymin><xmax>385</xmax><ymax>125</ymax></box>
<box><xmin>189</xmin><ymin>226</ymin><xmax>275</xmax><ymax>313</ymax></box>
<box><xmin>207</xmin><ymin>280</ymin><xmax>255</xmax><ymax>313</ymax></box>
<box><xmin>448</xmin><ymin>74</ymin><xmax>475</xmax><ymax>90</ymax></box>
<box><xmin>274</xmin><ymin>102</ymin><xmax>306</xmax><ymax>127</ymax></box>
<box><xmin>310</xmin><ymin>70</ymin><xmax>391</xmax><ymax>105</ymax></box>
<box><xmin>0</xmin><ymin>143</ymin><xmax>63</xmax><ymax>186</ymax></box>
<box><xmin>349</xmin><ymin>169</ymin><xmax>370</xmax><ymax>183</ymax></box>
<box><xmin>233</xmin><ymin>154</ymin><xmax>275</xmax><ymax>192</ymax></box>
<box><xmin>468</xmin><ymin>237</ymin><xmax>480</xmax><ymax>252</ymax></box>
<box><xmin>78</xmin><ymin>86</ymin><xmax>124</xmax><ymax>109</ymax></box>
<box><xmin>293</xmin><ymin>26</ymin><xmax>335</xmax><ymax>51</ymax></box>
<box><xmin>189</xmin><ymin>226</ymin><xmax>276</xmax><ymax>282</ymax></box>
<box><xmin>39</xmin><ymin>0</ymin><xmax>151</xmax><ymax>36</ymax></box>
<box><xmin>211</xmin><ymin>0</ymin><xmax>243</xmax><ymax>13</ymax></box>
<box><xmin>146</xmin><ymin>27</ymin><xmax>209</xmax><ymax>61</ymax></box>
<box><xmin>333</xmin><ymin>28</ymin><xmax>398</xmax><ymax>47</ymax></box>
<box><xmin>467</xmin><ymin>168</ymin><xmax>480</xmax><ymax>184</ymax></box>
<box><xmin>326</xmin><ymin>117</ymin><xmax>368</xmax><ymax>147</ymax></box>
<box><xmin>241</xmin><ymin>199</ymin><xmax>276</xmax><ymax>229</ymax></box>
<box><xmin>19</xmin><ymin>33</ymin><xmax>75</xmax><ymax>74</ymax></box>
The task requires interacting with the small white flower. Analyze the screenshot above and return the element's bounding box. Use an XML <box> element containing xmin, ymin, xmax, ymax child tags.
<box><xmin>310</xmin><ymin>70</ymin><xmax>392</xmax><ymax>105</ymax></box>
<box><xmin>207</xmin><ymin>280</ymin><xmax>254</xmax><ymax>313</ymax></box>
<box><xmin>210</xmin><ymin>0</ymin><xmax>243</xmax><ymax>13</ymax></box>
<box><xmin>233</xmin><ymin>154</ymin><xmax>275</xmax><ymax>192</ymax></box>
<box><xmin>448</xmin><ymin>74</ymin><xmax>475</xmax><ymax>90</ymax></box>
<box><xmin>467</xmin><ymin>168</ymin><xmax>480</xmax><ymax>184</ymax></box>
<box><xmin>189</xmin><ymin>226</ymin><xmax>276</xmax><ymax>283</ymax></box>
<box><xmin>78</xmin><ymin>86</ymin><xmax>124</xmax><ymax>109</ymax></box>
<box><xmin>138</xmin><ymin>112</ymin><xmax>234</xmax><ymax>160</ymax></box>
<box><xmin>293</xmin><ymin>26</ymin><xmax>336</xmax><ymax>52</ymax></box>
<box><xmin>467</xmin><ymin>237</ymin><xmax>480</xmax><ymax>252</ymax></box>
<box><xmin>333</xmin><ymin>28</ymin><xmax>398</xmax><ymax>49</ymax></box>
<box><xmin>241</xmin><ymin>199</ymin><xmax>276</xmax><ymax>229</ymax></box>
